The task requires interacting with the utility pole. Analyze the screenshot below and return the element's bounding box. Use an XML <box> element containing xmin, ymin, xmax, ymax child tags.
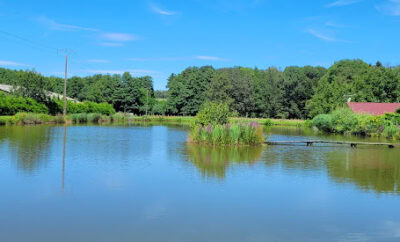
<box><xmin>58</xmin><ymin>49</ymin><xmax>74</xmax><ymax>117</ymax></box>
<box><xmin>146</xmin><ymin>89</ymin><xmax>149</xmax><ymax>116</ymax></box>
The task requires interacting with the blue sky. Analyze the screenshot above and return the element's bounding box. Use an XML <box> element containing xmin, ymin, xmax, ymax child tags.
<box><xmin>0</xmin><ymin>0</ymin><xmax>399</xmax><ymax>90</ymax></box>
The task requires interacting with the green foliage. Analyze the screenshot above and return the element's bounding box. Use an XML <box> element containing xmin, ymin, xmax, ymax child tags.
<box><xmin>307</xmin><ymin>60</ymin><xmax>400</xmax><ymax>117</ymax></box>
<box><xmin>167</xmin><ymin>66</ymin><xmax>215</xmax><ymax>115</ymax></box>
<box><xmin>311</xmin><ymin>108</ymin><xmax>400</xmax><ymax>139</ymax></box>
<box><xmin>49</xmin><ymin>100</ymin><xmax>115</xmax><ymax>115</ymax></box>
<box><xmin>4</xmin><ymin>113</ymin><xmax>64</xmax><ymax>125</ymax></box>
<box><xmin>264</xmin><ymin>119</ymin><xmax>273</xmax><ymax>127</ymax></box>
<box><xmin>3</xmin><ymin>60</ymin><xmax>400</xmax><ymax>120</ymax></box>
<box><xmin>190</xmin><ymin>122</ymin><xmax>264</xmax><ymax>146</ymax></box>
<box><xmin>12</xmin><ymin>70</ymin><xmax>48</xmax><ymax>103</ymax></box>
<box><xmin>310</xmin><ymin>114</ymin><xmax>333</xmax><ymax>132</ymax></box>
<box><xmin>0</xmin><ymin>93</ymin><xmax>48</xmax><ymax>115</ymax></box>
<box><xmin>151</xmin><ymin>99</ymin><xmax>168</xmax><ymax>115</ymax></box>
<box><xmin>194</xmin><ymin>102</ymin><xmax>230</xmax><ymax>126</ymax></box>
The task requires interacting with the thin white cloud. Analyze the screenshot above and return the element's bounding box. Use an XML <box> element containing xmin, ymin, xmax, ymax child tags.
<box><xmin>325</xmin><ymin>21</ymin><xmax>353</xmax><ymax>28</ymax></box>
<box><xmin>37</xmin><ymin>16</ymin><xmax>137</xmax><ymax>47</ymax></box>
<box><xmin>150</xmin><ymin>4</ymin><xmax>178</xmax><ymax>16</ymax></box>
<box><xmin>376</xmin><ymin>0</ymin><xmax>400</xmax><ymax>16</ymax></box>
<box><xmin>101</xmin><ymin>33</ymin><xmax>137</xmax><ymax>42</ymax></box>
<box><xmin>0</xmin><ymin>60</ymin><xmax>28</xmax><ymax>67</ymax></box>
<box><xmin>195</xmin><ymin>55</ymin><xmax>227</xmax><ymax>61</ymax></box>
<box><xmin>37</xmin><ymin>16</ymin><xmax>99</xmax><ymax>32</ymax></box>
<box><xmin>307</xmin><ymin>29</ymin><xmax>338</xmax><ymax>42</ymax></box>
<box><xmin>128</xmin><ymin>56</ymin><xmax>227</xmax><ymax>61</ymax></box>
<box><xmin>129</xmin><ymin>57</ymin><xmax>188</xmax><ymax>61</ymax></box>
<box><xmin>85</xmin><ymin>69</ymin><xmax>124</xmax><ymax>75</ymax></box>
<box><xmin>87</xmin><ymin>59</ymin><xmax>111</xmax><ymax>63</ymax></box>
<box><xmin>84</xmin><ymin>69</ymin><xmax>161</xmax><ymax>75</ymax></box>
<box><xmin>325</xmin><ymin>0</ymin><xmax>362</xmax><ymax>8</ymax></box>
<box><xmin>99</xmin><ymin>42</ymin><xmax>125</xmax><ymax>47</ymax></box>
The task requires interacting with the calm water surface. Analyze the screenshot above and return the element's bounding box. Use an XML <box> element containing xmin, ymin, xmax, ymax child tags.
<box><xmin>0</xmin><ymin>125</ymin><xmax>399</xmax><ymax>242</ymax></box>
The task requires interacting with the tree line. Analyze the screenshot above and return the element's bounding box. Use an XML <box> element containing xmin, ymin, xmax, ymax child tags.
<box><xmin>1</xmin><ymin>59</ymin><xmax>400</xmax><ymax>118</ymax></box>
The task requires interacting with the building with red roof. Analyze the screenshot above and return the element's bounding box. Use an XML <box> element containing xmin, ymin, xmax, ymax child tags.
<box><xmin>347</xmin><ymin>102</ymin><xmax>400</xmax><ymax>116</ymax></box>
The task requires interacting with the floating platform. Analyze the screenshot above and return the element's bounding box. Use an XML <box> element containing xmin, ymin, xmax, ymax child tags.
<box><xmin>265</xmin><ymin>140</ymin><xmax>397</xmax><ymax>148</ymax></box>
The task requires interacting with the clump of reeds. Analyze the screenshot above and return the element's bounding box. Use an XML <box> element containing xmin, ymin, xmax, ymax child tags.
<box><xmin>190</xmin><ymin>121</ymin><xmax>264</xmax><ymax>146</ymax></box>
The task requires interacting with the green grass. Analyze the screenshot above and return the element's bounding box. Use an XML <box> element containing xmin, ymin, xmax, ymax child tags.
<box><xmin>0</xmin><ymin>113</ymin><xmax>307</xmax><ymax>127</ymax></box>
<box><xmin>230</xmin><ymin>117</ymin><xmax>305</xmax><ymax>127</ymax></box>
<box><xmin>0</xmin><ymin>113</ymin><xmax>65</xmax><ymax>125</ymax></box>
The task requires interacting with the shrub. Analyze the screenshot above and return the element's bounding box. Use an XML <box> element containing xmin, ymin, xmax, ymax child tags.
<box><xmin>382</xmin><ymin>125</ymin><xmax>398</xmax><ymax>139</ymax></box>
<box><xmin>311</xmin><ymin>114</ymin><xmax>332</xmax><ymax>132</ymax></box>
<box><xmin>194</xmin><ymin>101</ymin><xmax>230</xmax><ymax>126</ymax></box>
<box><xmin>311</xmin><ymin>107</ymin><xmax>400</xmax><ymax>140</ymax></box>
<box><xmin>50</xmin><ymin>99</ymin><xmax>115</xmax><ymax>116</ymax></box>
<box><xmin>0</xmin><ymin>93</ymin><xmax>48</xmax><ymax>115</ymax></box>
<box><xmin>330</xmin><ymin>108</ymin><xmax>358</xmax><ymax>133</ymax></box>
<box><xmin>12</xmin><ymin>112</ymin><xmax>54</xmax><ymax>125</ymax></box>
<box><xmin>264</xmin><ymin>119</ymin><xmax>273</xmax><ymax>127</ymax></box>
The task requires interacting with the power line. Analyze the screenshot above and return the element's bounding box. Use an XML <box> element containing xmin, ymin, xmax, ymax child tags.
<box><xmin>0</xmin><ymin>29</ymin><xmax>57</xmax><ymax>52</ymax></box>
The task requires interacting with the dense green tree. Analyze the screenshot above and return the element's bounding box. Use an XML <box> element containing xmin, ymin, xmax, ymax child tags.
<box><xmin>282</xmin><ymin>66</ymin><xmax>326</xmax><ymax>119</ymax></box>
<box><xmin>167</xmin><ymin>66</ymin><xmax>215</xmax><ymax>116</ymax></box>
<box><xmin>13</xmin><ymin>70</ymin><xmax>48</xmax><ymax>103</ymax></box>
<box><xmin>307</xmin><ymin>60</ymin><xmax>400</xmax><ymax>117</ymax></box>
<box><xmin>253</xmin><ymin>67</ymin><xmax>285</xmax><ymax>118</ymax></box>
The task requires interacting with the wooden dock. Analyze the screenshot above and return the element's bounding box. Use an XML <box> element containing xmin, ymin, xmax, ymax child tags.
<box><xmin>265</xmin><ymin>140</ymin><xmax>397</xmax><ymax>148</ymax></box>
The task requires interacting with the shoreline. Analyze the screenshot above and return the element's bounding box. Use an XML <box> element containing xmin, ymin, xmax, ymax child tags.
<box><xmin>0</xmin><ymin>113</ymin><xmax>306</xmax><ymax>127</ymax></box>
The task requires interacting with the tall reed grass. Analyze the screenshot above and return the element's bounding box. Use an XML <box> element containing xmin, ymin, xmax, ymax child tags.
<box><xmin>190</xmin><ymin>122</ymin><xmax>264</xmax><ymax>146</ymax></box>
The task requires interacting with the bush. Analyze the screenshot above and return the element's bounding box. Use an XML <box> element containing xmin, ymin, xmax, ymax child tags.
<box><xmin>50</xmin><ymin>99</ymin><xmax>115</xmax><ymax>116</ymax></box>
<box><xmin>194</xmin><ymin>101</ymin><xmax>230</xmax><ymax>126</ymax></box>
<box><xmin>264</xmin><ymin>119</ymin><xmax>273</xmax><ymax>127</ymax></box>
<box><xmin>11</xmin><ymin>112</ymin><xmax>58</xmax><ymax>125</ymax></box>
<box><xmin>330</xmin><ymin>108</ymin><xmax>358</xmax><ymax>133</ymax></box>
<box><xmin>0</xmin><ymin>93</ymin><xmax>48</xmax><ymax>115</ymax></box>
<box><xmin>311</xmin><ymin>108</ymin><xmax>400</xmax><ymax>139</ymax></box>
<box><xmin>311</xmin><ymin>114</ymin><xmax>332</xmax><ymax>132</ymax></box>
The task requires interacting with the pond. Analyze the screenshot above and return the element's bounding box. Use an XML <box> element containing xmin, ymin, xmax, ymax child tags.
<box><xmin>0</xmin><ymin>125</ymin><xmax>399</xmax><ymax>242</ymax></box>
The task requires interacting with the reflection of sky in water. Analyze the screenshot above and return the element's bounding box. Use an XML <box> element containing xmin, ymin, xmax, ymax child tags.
<box><xmin>0</xmin><ymin>125</ymin><xmax>399</xmax><ymax>242</ymax></box>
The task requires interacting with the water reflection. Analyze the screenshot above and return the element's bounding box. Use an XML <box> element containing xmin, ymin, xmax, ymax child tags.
<box><xmin>325</xmin><ymin>148</ymin><xmax>400</xmax><ymax>195</ymax></box>
<box><xmin>184</xmin><ymin>144</ymin><xmax>263</xmax><ymax>179</ymax></box>
<box><xmin>62</xmin><ymin>125</ymin><xmax>66</xmax><ymax>191</ymax></box>
<box><xmin>0</xmin><ymin>126</ymin><xmax>52</xmax><ymax>173</ymax></box>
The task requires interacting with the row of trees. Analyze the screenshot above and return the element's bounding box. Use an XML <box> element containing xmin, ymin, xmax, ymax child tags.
<box><xmin>167</xmin><ymin>65</ymin><xmax>326</xmax><ymax>118</ymax></box>
<box><xmin>0</xmin><ymin>68</ymin><xmax>155</xmax><ymax>115</ymax></box>
<box><xmin>1</xmin><ymin>59</ymin><xmax>400</xmax><ymax>118</ymax></box>
<box><xmin>167</xmin><ymin>60</ymin><xmax>400</xmax><ymax>118</ymax></box>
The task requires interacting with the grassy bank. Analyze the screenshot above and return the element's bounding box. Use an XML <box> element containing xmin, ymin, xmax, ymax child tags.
<box><xmin>0</xmin><ymin>113</ymin><xmax>307</xmax><ymax>127</ymax></box>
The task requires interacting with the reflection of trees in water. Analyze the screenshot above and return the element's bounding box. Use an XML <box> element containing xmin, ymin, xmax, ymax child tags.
<box><xmin>325</xmin><ymin>149</ymin><xmax>400</xmax><ymax>195</ymax></box>
<box><xmin>0</xmin><ymin>126</ymin><xmax>51</xmax><ymax>173</ymax></box>
<box><xmin>184</xmin><ymin>144</ymin><xmax>263</xmax><ymax>179</ymax></box>
<box><xmin>264</xmin><ymin>143</ymin><xmax>400</xmax><ymax>195</ymax></box>
<box><xmin>263</xmin><ymin>145</ymin><xmax>327</xmax><ymax>171</ymax></box>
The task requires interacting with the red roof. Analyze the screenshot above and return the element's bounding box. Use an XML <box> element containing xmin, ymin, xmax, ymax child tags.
<box><xmin>347</xmin><ymin>102</ymin><xmax>400</xmax><ymax>116</ymax></box>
